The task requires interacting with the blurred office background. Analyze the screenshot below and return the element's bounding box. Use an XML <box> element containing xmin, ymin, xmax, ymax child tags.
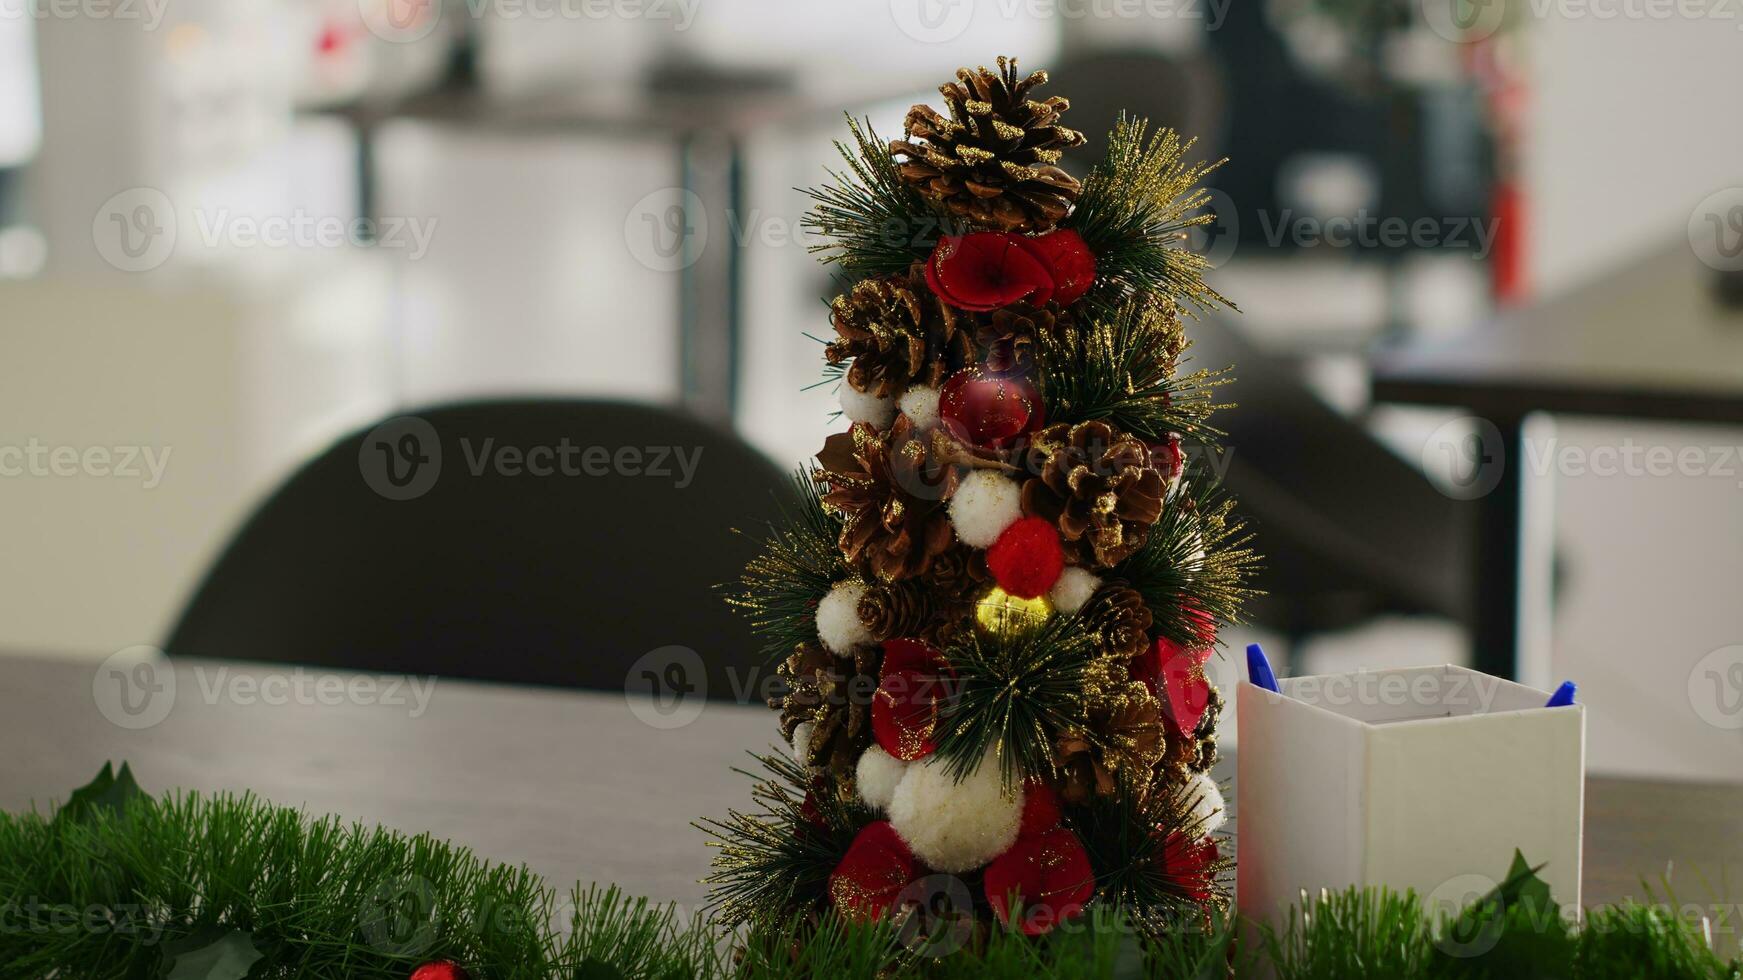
<box><xmin>1</xmin><ymin>0</ymin><xmax>1739</xmax><ymax>779</ymax></box>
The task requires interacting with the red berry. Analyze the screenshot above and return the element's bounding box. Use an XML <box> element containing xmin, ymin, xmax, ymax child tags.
<box><xmin>986</xmin><ymin>517</ymin><xmax>1065</xmax><ymax>599</ymax></box>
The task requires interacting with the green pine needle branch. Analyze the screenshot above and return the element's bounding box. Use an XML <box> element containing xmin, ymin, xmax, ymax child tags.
<box><xmin>1116</xmin><ymin>474</ymin><xmax>1261</xmax><ymax>648</ymax></box>
<box><xmin>801</xmin><ymin>116</ymin><xmax>954</xmax><ymax>281</ymax></box>
<box><xmin>725</xmin><ymin>470</ymin><xmax>849</xmax><ymax>664</ymax></box>
<box><xmin>1067</xmin><ymin>113</ymin><xmax>1230</xmax><ymax>316</ymax></box>
<box><xmin>696</xmin><ymin>751</ymin><xmax>874</xmax><ymax>932</ymax></box>
<box><xmin>1039</xmin><ymin>293</ymin><xmax>1234</xmax><ymax>444</ymax></box>
<box><xmin>933</xmin><ymin>612</ymin><xmax>1102</xmax><ymax>789</ymax></box>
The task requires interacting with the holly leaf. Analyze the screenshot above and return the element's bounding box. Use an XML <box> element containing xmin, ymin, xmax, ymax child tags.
<box><xmin>54</xmin><ymin>762</ymin><xmax>148</xmax><ymax>827</ymax></box>
<box><xmin>1493</xmin><ymin>849</ymin><xmax>1555</xmax><ymax>915</ymax></box>
<box><xmin>161</xmin><ymin>929</ymin><xmax>264</xmax><ymax>980</ymax></box>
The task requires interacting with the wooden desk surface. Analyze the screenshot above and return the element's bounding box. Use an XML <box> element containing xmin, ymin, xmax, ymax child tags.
<box><xmin>1372</xmin><ymin>244</ymin><xmax>1743</xmax><ymax>424</ymax></box>
<box><xmin>2</xmin><ymin>652</ymin><xmax>1737</xmax><ymax>919</ymax></box>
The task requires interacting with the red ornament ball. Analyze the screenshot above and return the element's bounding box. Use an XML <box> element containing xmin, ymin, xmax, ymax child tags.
<box><xmin>939</xmin><ymin>369</ymin><xmax>1045</xmax><ymax>450</ymax></box>
<box><xmin>985</xmin><ymin>517</ymin><xmax>1066</xmax><ymax>599</ymax></box>
<box><xmin>409</xmin><ymin>963</ymin><xmax>471</xmax><ymax>980</ymax></box>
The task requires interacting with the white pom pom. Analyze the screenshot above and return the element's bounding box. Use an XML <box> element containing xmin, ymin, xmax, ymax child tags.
<box><xmin>898</xmin><ymin>385</ymin><xmax>941</xmax><ymax>431</ymax></box>
<box><xmin>1048</xmin><ymin>567</ymin><xmax>1101</xmax><ymax>615</ymax></box>
<box><xmin>888</xmin><ymin>749</ymin><xmax>1023</xmax><ymax>873</ymax></box>
<box><xmin>855</xmin><ymin>745</ymin><xmax>907</xmax><ymax>812</ymax></box>
<box><xmin>839</xmin><ymin>384</ymin><xmax>895</xmax><ymax>428</ymax></box>
<box><xmin>816</xmin><ymin>580</ymin><xmax>872</xmax><ymax>654</ymax></box>
<box><xmin>947</xmin><ymin>470</ymin><xmax>1023</xmax><ymax>549</ymax></box>
<box><xmin>1187</xmin><ymin>773</ymin><xmax>1227</xmax><ymax>834</ymax></box>
<box><xmin>790</xmin><ymin>722</ymin><xmax>815</xmax><ymax>764</ymax></box>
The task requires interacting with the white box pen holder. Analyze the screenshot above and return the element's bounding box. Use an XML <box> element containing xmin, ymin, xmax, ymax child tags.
<box><xmin>1237</xmin><ymin>664</ymin><xmax>1585</xmax><ymax>931</ymax></box>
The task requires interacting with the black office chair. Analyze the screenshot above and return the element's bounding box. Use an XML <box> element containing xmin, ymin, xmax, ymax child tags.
<box><xmin>1190</xmin><ymin>317</ymin><xmax>1473</xmax><ymax>639</ymax></box>
<box><xmin>165</xmin><ymin>400</ymin><xmax>788</xmax><ymax>698</ymax></box>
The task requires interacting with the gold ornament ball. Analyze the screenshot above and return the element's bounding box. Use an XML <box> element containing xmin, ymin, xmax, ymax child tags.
<box><xmin>974</xmin><ymin>585</ymin><xmax>1053</xmax><ymax>637</ymax></box>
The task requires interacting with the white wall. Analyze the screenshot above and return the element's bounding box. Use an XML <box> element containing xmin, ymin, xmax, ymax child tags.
<box><xmin>1525</xmin><ymin>12</ymin><xmax>1743</xmax><ymax>296</ymax></box>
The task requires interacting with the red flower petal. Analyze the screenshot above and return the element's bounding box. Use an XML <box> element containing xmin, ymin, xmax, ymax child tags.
<box><xmin>1158</xmin><ymin>832</ymin><xmax>1220</xmax><ymax>905</ymax></box>
<box><xmin>928</xmin><ymin>233</ymin><xmax>1053</xmax><ymax>312</ymax></box>
<box><xmin>880</xmin><ymin>638</ymin><xmax>947</xmax><ymax>679</ymax></box>
<box><xmin>1015</xmin><ymin>229</ymin><xmax>1096</xmax><ymax>306</ymax></box>
<box><xmin>984</xmin><ymin>827</ymin><xmax>1096</xmax><ymax>936</ymax></box>
<box><xmin>1018</xmin><ymin>780</ymin><xmax>1063</xmax><ymax>837</ymax></box>
<box><xmin>986</xmin><ymin>517</ymin><xmax>1066</xmax><ymax>599</ymax></box>
<box><xmin>829</xmin><ymin>821</ymin><xmax>920</xmax><ymax>922</ymax></box>
<box><xmin>873</xmin><ymin>667</ymin><xmax>950</xmax><ymax>761</ymax></box>
<box><xmin>1158</xmin><ymin>640</ymin><xmax>1213</xmax><ymax>735</ymax></box>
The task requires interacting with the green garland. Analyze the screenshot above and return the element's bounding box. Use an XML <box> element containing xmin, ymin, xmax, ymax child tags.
<box><xmin>3</xmin><ymin>766</ymin><xmax>1737</xmax><ymax>979</ymax></box>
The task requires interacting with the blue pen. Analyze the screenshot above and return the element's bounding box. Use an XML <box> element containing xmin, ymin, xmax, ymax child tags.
<box><xmin>1545</xmin><ymin>681</ymin><xmax>1577</xmax><ymax>708</ymax></box>
<box><xmin>1247</xmin><ymin>643</ymin><xmax>1280</xmax><ymax>693</ymax></box>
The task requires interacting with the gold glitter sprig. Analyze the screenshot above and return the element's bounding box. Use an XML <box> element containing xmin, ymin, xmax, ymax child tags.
<box><xmin>726</xmin><ymin>470</ymin><xmax>850</xmax><ymax>663</ymax></box>
<box><xmin>696</xmin><ymin>751</ymin><xmax>872</xmax><ymax>931</ymax></box>
<box><xmin>1115</xmin><ymin>474</ymin><xmax>1261</xmax><ymax>649</ymax></box>
<box><xmin>1066</xmin><ymin>113</ymin><xmax>1230</xmax><ymax>316</ymax></box>
<box><xmin>1038</xmin><ymin>293</ymin><xmax>1233</xmax><ymax>443</ymax></box>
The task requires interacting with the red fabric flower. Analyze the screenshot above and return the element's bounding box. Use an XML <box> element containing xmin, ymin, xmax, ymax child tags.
<box><xmin>926</xmin><ymin>232</ymin><xmax>1055</xmax><ymax>311</ymax></box>
<box><xmin>409</xmin><ymin>963</ymin><xmax>471</xmax><ymax>980</ymax></box>
<box><xmin>829</xmin><ymin>821</ymin><xmax>922</xmax><ymax>922</ymax></box>
<box><xmin>986</xmin><ymin>517</ymin><xmax>1066</xmax><ymax>599</ymax></box>
<box><xmin>872</xmin><ymin>639</ymin><xmax>954</xmax><ymax>761</ymax></box>
<box><xmin>1018</xmin><ymin>229</ymin><xmax>1096</xmax><ymax>306</ymax></box>
<box><xmin>925</xmin><ymin>229</ymin><xmax>1098</xmax><ymax>313</ymax></box>
<box><xmin>983</xmin><ymin>827</ymin><xmax>1096</xmax><ymax>936</ymax></box>
<box><xmin>1157</xmin><ymin>832</ymin><xmax>1220</xmax><ymax>905</ymax></box>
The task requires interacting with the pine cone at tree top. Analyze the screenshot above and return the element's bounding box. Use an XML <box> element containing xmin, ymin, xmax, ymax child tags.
<box><xmin>827</xmin><ymin>273</ymin><xmax>972</xmax><ymax>398</ymax></box>
<box><xmin>890</xmin><ymin>57</ymin><xmax>1087</xmax><ymax>234</ymax></box>
<box><xmin>975</xmin><ymin>302</ymin><xmax>1061</xmax><ymax>375</ymax></box>
<box><xmin>815</xmin><ymin>416</ymin><xmax>959</xmax><ymax>583</ymax></box>
<box><xmin>1020</xmin><ymin>421</ymin><xmax>1166</xmax><ymax>567</ymax></box>
<box><xmin>1079</xmin><ymin>583</ymin><xmax>1154</xmax><ymax>659</ymax></box>
<box><xmin>772</xmin><ymin>641</ymin><xmax>879</xmax><ymax>775</ymax></box>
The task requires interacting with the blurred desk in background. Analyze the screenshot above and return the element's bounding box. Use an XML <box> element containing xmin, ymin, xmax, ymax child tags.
<box><xmin>1372</xmin><ymin>244</ymin><xmax>1743</xmax><ymax>682</ymax></box>
<box><xmin>1</xmin><ymin>651</ymin><xmax>1738</xmax><ymax>916</ymax></box>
